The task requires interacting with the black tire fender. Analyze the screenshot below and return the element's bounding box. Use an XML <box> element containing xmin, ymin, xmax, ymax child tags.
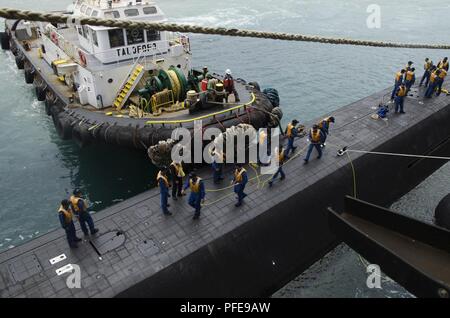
<box><xmin>52</xmin><ymin>112</ymin><xmax>73</xmax><ymax>140</ymax></box>
<box><xmin>72</xmin><ymin>122</ymin><xmax>93</xmax><ymax>148</ymax></box>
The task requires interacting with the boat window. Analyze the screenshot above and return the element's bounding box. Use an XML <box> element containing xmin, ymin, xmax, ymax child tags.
<box><xmin>92</xmin><ymin>29</ymin><xmax>98</xmax><ymax>46</ymax></box>
<box><xmin>108</xmin><ymin>29</ymin><xmax>125</xmax><ymax>48</ymax></box>
<box><xmin>126</xmin><ymin>29</ymin><xmax>145</xmax><ymax>45</ymax></box>
<box><xmin>124</xmin><ymin>9</ymin><xmax>139</xmax><ymax>17</ymax></box>
<box><xmin>80</xmin><ymin>5</ymin><xmax>87</xmax><ymax>14</ymax></box>
<box><xmin>143</xmin><ymin>7</ymin><xmax>157</xmax><ymax>14</ymax></box>
<box><xmin>75</xmin><ymin>1</ymin><xmax>81</xmax><ymax>9</ymax></box>
<box><xmin>105</xmin><ymin>11</ymin><xmax>120</xmax><ymax>18</ymax></box>
<box><xmin>146</xmin><ymin>30</ymin><xmax>161</xmax><ymax>42</ymax></box>
<box><xmin>82</xmin><ymin>25</ymin><xmax>90</xmax><ymax>39</ymax></box>
<box><xmin>86</xmin><ymin>7</ymin><xmax>92</xmax><ymax>16</ymax></box>
<box><xmin>91</xmin><ymin>10</ymin><xmax>99</xmax><ymax>17</ymax></box>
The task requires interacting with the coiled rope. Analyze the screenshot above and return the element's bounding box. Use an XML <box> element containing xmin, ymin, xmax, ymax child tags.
<box><xmin>1</xmin><ymin>8</ymin><xmax>450</xmax><ymax>49</ymax></box>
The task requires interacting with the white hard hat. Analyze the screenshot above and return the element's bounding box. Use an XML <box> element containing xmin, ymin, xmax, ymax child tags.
<box><xmin>225</xmin><ymin>69</ymin><xmax>231</xmax><ymax>75</ymax></box>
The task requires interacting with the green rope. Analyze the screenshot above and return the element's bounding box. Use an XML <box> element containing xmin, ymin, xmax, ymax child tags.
<box><xmin>1</xmin><ymin>7</ymin><xmax>450</xmax><ymax>49</ymax></box>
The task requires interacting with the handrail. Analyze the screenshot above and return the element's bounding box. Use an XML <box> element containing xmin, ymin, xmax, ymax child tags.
<box><xmin>144</xmin><ymin>93</ymin><xmax>256</xmax><ymax>125</ymax></box>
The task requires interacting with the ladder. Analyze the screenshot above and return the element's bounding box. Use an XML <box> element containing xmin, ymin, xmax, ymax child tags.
<box><xmin>113</xmin><ymin>63</ymin><xmax>145</xmax><ymax>110</ymax></box>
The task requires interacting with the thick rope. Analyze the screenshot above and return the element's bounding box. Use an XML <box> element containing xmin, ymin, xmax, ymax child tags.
<box><xmin>1</xmin><ymin>8</ymin><xmax>450</xmax><ymax>49</ymax></box>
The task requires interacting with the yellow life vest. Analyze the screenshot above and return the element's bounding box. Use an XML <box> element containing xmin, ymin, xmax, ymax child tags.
<box><xmin>430</xmin><ymin>72</ymin><xmax>438</xmax><ymax>83</ymax></box>
<box><xmin>439</xmin><ymin>69</ymin><xmax>447</xmax><ymax>79</ymax></box>
<box><xmin>70</xmin><ymin>195</ymin><xmax>86</xmax><ymax>213</ymax></box>
<box><xmin>157</xmin><ymin>171</ymin><xmax>169</xmax><ymax>187</ymax></box>
<box><xmin>234</xmin><ymin>168</ymin><xmax>247</xmax><ymax>183</ymax></box>
<box><xmin>318</xmin><ymin>117</ymin><xmax>332</xmax><ymax>129</ymax></box>
<box><xmin>189</xmin><ymin>178</ymin><xmax>202</xmax><ymax>193</ymax></box>
<box><xmin>397</xmin><ymin>86</ymin><xmax>407</xmax><ymax>97</ymax></box>
<box><xmin>170</xmin><ymin>162</ymin><xmax>185</xmax><ymax>177</ymax></box>
<box><xmin>310</xmin><ymin>129</ymin><xmax>321</xmax><ymax>143</ymax></box>
<box><xmin>58</xmin><ymin>205</ymin><xmax>73</xmax><ymax>224</ymax></box>
<box><xmin>438</xmin><ymin>60</ymin><xmax>449</xmax><ymax>70</ymax></box>
<box><xmin>286</xmin><ymin>123</ymin><xmax>294</xmax><ymax>138</ymax></box>
<box><xmin>395</xmin><ymin>71</ymin><xmax>403</xmax><ymax>82</ymax></box>
<box><xmin>277</xmin><ymin>150</ymin><xmax>285</xmax><ymax>164</ymax></box>
<box><xmin>424</xmin><ymin>61</ymin><xmax>432</xmax><ymax>71</ymax></box>
<box><xmin>405</xmin><ymin>71</ymin><xmax>415</xmax><ymax>81</ymax></box>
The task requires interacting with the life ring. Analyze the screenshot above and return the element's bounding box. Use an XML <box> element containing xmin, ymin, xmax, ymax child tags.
<box><xmin>50</xmin><ymin>31</ymin><xmax>59</xmax><ymax>46</ymax></box>
<box><xmin>78</xmin><ymin>49</ymin><xmax>87</xmax><ymax>67</ymax></box>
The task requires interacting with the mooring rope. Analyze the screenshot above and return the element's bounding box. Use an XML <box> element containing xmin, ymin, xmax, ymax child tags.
<box><xmin>1</xmin><ymin>8</ymin><xmax>450</xmax><ymax>49</ymax></box>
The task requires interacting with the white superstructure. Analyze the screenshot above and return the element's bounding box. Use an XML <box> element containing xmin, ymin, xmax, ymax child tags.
<box><xmin>38</xmin><ymin>0</ymin><xmax>191</xmax><ymax>108</ymax></box>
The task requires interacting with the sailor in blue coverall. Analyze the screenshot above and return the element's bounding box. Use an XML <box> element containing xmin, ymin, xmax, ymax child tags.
<box><xmin>183</xmin><ymin>172</ymin><xmax>206</xmax><ymax>220</ymax></box>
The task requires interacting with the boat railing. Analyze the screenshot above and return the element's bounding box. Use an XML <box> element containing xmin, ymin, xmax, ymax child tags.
<box><xmin>42</xmin><ymin>24</ymin><xmax>83</xmax><ymax>65</ymax></box>
<box><xmin>145</xmin><ymin>93</ymin><xmax>256</xmax><ymax>126</ymax></box>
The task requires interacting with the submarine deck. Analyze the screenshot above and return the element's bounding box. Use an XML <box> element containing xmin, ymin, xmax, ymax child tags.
<box><xmin>0</xmin><ymin>82</ymin><xmax>449</xmax><ymax>297</ymax></box>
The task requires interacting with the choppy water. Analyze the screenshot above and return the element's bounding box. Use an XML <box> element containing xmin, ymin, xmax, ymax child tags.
<box><xmin>0</xmin><ymin>0</ymin><xmax>449</xmax><ymax>297</ymax></box>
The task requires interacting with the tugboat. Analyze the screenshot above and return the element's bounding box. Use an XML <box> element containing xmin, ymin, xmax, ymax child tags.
<box><xmin>1</xmin><ymin>0</ymin><xmax>282</xmax><ymax>155</ymax></box>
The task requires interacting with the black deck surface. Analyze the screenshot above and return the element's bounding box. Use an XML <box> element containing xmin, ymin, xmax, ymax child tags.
<box><xmin>0</xmin><ymin>80</ymin><xmax>449</xmax><ymax>297</ymax></box>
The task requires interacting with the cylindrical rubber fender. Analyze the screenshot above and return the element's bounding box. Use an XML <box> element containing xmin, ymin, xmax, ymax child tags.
<box><xmin>248</xmin><ymin>81</ymin><xmax>261</xmax><ymax>92</ymax></box>
<box><xmin>0</xmin><ymin>32</ymin><xmax>10</xmax><ymax>50</ymax></box>
<box><xmin>115</xmin><ymin>126</ymin><xmax>136</xmax><ymax>148</ymax></box>
<box><xmin>44</xmin><ymin>91</ymin><xmax>56</xmax><ymax>116</ymax></box>
<box><xmin>35</xmin><ymin>84</ymin><xmax>46</xmax><ymax>101</ymax></box>
<box><xmin>24</xmin><ymin>69</ymin><xmax>34</xmax><ymax>84</ymax></box>
<box><xmin>10</xmin><ymin>41</ymin><xmax>18</xmax><ymax>56</ymax></box>
<box><xmin>136</xmin><ymin>126</ymin><xmax>154</xmax><ymax>149</ymax></box>
<box><xmin>24</xmin><ymin>62</ymin><xmax>35</xmax><ymax>84</ymax></box>
<box><xmin>15</xmin><ymin>54</ymin><xmax>24</xmax><ymax>69</ymax></box>
<box><xmin>52</xmin><ymin>111</ymin><xmax>73</xmax><ymax>140</ymax></box>
<box><xmin>435</xmin><ymin>193</ymin><xmax>450</xmax><ymax>230</ymax></box>
<box><xmin>102</xmin><ymin>124</ymin><xmax>122</xmax><ymax>146</ymax></box>
<box><xmin>72</xmin><ymin>122</ymin><xmax>93</xmax><ymax>148</ymax></box>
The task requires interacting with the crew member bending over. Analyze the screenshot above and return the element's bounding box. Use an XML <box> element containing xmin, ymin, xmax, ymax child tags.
<box><xmin>70</xmin><ymin>189</ymin><xmax>98</xmax><ymax>236</ymax></box>
<box><xmin>317</xmin><ymin>116</ymin><xmax>335</xmax><ymax>146</ymax></box>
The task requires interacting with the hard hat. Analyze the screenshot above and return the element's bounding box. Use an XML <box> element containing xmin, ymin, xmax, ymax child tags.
<box><xmin>225</xmin><ymin>69</ymin><xmax>232</xmax><ymax>75</ymax></box>
<box><xmin>73</xmin><ymin>188</ymin><xmax>82</xmax><ymax>196</ymax></box>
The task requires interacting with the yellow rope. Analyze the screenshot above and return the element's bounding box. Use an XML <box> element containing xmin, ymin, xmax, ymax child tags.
<box><xmin>2</xmin><ymin>8</ymin><xmax>450</xmax><ymax>49</ymax></box>
<box><xmin>201</xmin><ymin>141</ymin><xmax>312</xmax><ymax>207</ymax></box>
